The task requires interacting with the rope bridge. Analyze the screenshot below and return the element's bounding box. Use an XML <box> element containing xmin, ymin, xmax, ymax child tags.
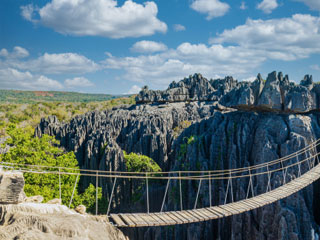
<box><xmin>1</xmin><ymin>139</ymin><xmax>320</xmax><ymax>227</ymax></box>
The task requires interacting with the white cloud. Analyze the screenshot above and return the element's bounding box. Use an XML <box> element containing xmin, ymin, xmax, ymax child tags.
<box><xmin>190</xmin><ymin>0</ymin><xmax>230</xmax><ymax>20</ymax></box>
<box><xmin>0</xmin><ymin>46</ymin><xmax>29</xmax><ymax>59</ymax></box>
<box><xmin>211</xmin><ymin>14</ymin><xmax>320</xmax><ymax>61</ymax></box>
<box><xmin>257</xmin><ymin>0</ymin><xmax>278</xmax><ymax>14</ymax></box>
<box><xmin>103</xmin><ymin>42</ymin><xmax>265</xmax><ymax>88</ymax></box>
<box><xmin>311</xmin><ymin>64</ymin><xmax>320</xmax><ymax>70</ymax></box>
<box><xmin>0</xmin><ymin>68</ymin><xmax>63</xmax><ymax>90</ymax></box>
<box><xmin>173</xmin><ymin>24</ymin><xmax>186</xmax><ymax>31</ymax></box>
<box><xmin>131</xmin><ymin>41</ymin><xmax>168</xmax><ymax>53</ymax></box>
<box><xmin>64</xmin><ymin>77</ymin><xmax>94</xmax><ymax>87</ymax></box>
<box><xmin>126</xmin><ymin>85</ymin><xmax>141</xmax><ymax>94</ymax></box>
<box><xmin>240</xmin><ymin>1</ymin><xmax>247</xmax><ymax>10</ymax></box>
<box><xmin>21</xmin><ymin>4</ymin><xmax>37</xmax><ymax>22</ymax></box>
<box><xmin>0</xmin><ymin>49</ymin><xmax>9</xmax><ymax>57</ymax></box>
<box><xmin>242</xmin><ymin>76</ymin><xmax>256</xmax><ymax>82</ymax></box>
<box><xmin>21</xmin><ymin>0</ymin><xmax>167</xmax><ymax>39</ymax></box>
<box><xmin>10</xmin><ymin>52</ymin><xmax>98</xmax><ymax>74</ymax></box>
<box><xmin>295</xmin><ymin>0</ymin><xmax>320</xmax><ymax>11</ymax></box>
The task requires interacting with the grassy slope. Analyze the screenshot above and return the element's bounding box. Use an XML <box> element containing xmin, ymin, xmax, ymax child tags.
<box><xmin>0</xmin><ymin>89</ymin><xmax>128</xmax><ymax>103</ymax></box>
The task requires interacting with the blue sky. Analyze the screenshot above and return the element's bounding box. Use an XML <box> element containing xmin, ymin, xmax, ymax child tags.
<box><xmin>1</xmin><ymin>0</ymin><xmax>320</xmax><ymax>94</ymax></box>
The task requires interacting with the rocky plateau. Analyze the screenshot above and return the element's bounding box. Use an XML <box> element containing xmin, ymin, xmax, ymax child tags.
<box><xmin>34</xmin><ymin>71</ymin><xmax>320</xmax><ymax>240</ymax></box>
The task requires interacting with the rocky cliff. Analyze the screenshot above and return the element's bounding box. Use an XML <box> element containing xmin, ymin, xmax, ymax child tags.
<box><xmin>35</xmin><ymin>71</ymin><xmax>320</xmax><ymax>240</ymax></box>
<box><xmin>136</xmin><ymin>71</ymin><xmax>318</xmax><ymax>113</ymax></box>
<box><xmin>0</xmin><ymin>170</ymin><xmax>127</xmax><ymax>240</ymax></box>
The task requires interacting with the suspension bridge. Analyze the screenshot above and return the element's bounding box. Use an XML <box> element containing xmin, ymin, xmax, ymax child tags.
<box><xmin>1</xmin><ymin>139</ymin><xmax>320</xmax><ymax>228</ymax></box>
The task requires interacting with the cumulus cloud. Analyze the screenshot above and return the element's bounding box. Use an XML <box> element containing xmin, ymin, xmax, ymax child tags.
<box><xmin>3</xmin><ymin>51</ymin><xmax>99</xmax><ymax>74</ymax></box>
<box><xmin>126</xmin><ymin>85</ymin><xmax>141</xmax><ymax>94</ymax></box>
<box><xmin>0</xmin><ymin>68</ymin><xmax>63</xmax><ymax>90</ymax></box>
<box><xmin>64</xmin><ymin>77</ymin><xmax>94</xmax><ymax>87</ymax></box>
<box><xmin>242</xmin><ymin>76</ymin><xmax>256</xmax><ymax>82</ymax></box>
<box><xmin>0</xmin><ymin>46</ymin><xmax>29</xmax><ymax>59</ymax></box>
<box><xmin>131</xmin><ymin>41</ymin><xmax>168</xmax><ymax>53</ymax></box>
<box><xmin>102</xmin><ymin>14</ymin><xmax>320</xmax><ymax>89</ymax></box>
<box><xmin>211</xmin><ymin>14</ymin><xmax>320</xmax><ymax>60</ymax></box>
<box><xmin>21</xmin><ymin>0</ymin><xmax>167</xmax><ymax>39</ymax></box>
<box><xmin>103</xmin><ymin>42</ymin><xmax>264</xmax><ymax>88</ymax></box>
<box><xmin>257</xmin><ymin>0</ymin><xmax>278</xmax><ymax>14</ymax></box>
<box><xmin>190</xmin><ymin>0</ymin><xmax>230</xmax><ymax>20</ymax></box>
<box><xmin>295</xmin><ymin>0</ymin><xmax>320</xmax><ymax>11</ymax></box>
<box><xmin>173</xmin><ymin>24</ymin><xmax>186</xmax><ymax>31</ymax></box>
<box><xmin>311</xmin><ymin>64</ymin><xmax>320</xmax><ymax>71</ymax></box>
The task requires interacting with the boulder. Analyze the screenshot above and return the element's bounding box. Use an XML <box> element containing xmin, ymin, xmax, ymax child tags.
<box><xmin>0</xmin><ymin>170</ymin><xmax>25</xmax><ymax>204</ymax></box>
<box><xmin>75</xmin><ymin>204</ymin><xmax>86</xmax><ymax>214</ymax></box>
<box><xmin>47</xmin><ymin>198</ymin><xmax>62</xmax><ymax>205</ymax></box>
<box><xmin>24</xmin><ymin>195</ymin><xmax>44</xmax><ymax>203</ymax></box>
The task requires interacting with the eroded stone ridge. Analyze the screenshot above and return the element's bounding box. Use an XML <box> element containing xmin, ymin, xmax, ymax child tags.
<box><xmin>136</xmin><ymin>71</ymin><xmax>319</xmax><ymax>113</ymax></box>
<box><xmin>0</xmin><ymin>170</ymin><xmax>25</xmax><ymax>204</ymax></box>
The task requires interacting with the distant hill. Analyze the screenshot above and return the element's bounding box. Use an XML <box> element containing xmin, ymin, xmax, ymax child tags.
<box><xmin>0</xmin><ymin>89</ymin><xmax>123</xmax><ymax>103</ymax></box>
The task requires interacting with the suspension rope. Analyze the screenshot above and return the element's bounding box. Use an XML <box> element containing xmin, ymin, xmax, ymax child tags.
<box><xmin>1</xmin><ymin>148</ymin><xmax>319</xmax><ymax>181</ymax></box>
<box><xmin>194</xmin><ymin>178</ymin><xmax>202</xmax><ymax>209</ymax></box>
<box><xmin>69</xmin><ymin>173</ymin><xmax>79</xmax><ymax>208</ymax></box>
<box><xmin>161</xmin><ymin>176</ymin><xmax>171</xmax><ymax>212</ymax></box>
<box><xmin>59</xmin><ymin>167</ymin><xmax>61</xmax><ymax>200</ymax></box>
<box><xmin>209</xmin><ymin>173</ymin><xmax>212</xmax><ymax>207</ymax></box>
<box><xmin>146</xmin><ymin>172</ymin><xmax>149</xmax><ymax>214</ymax></box>
<box><xmin>107</xmin><ymin>177</ymin><xmax>117</xmax><ymax>216</ymax></box>
<box><xmin>224</xmin><ymin>174</ymin><xmax>230</xmax><ymax>205</ymax></box>
<box><xmin>179</xmin><ymin>171</ymin><xmax>183</xmax><ymax>210</ymax></box>
<box><xmin>2</xmin><ymin>138</ymin><xmax>320</xmax><ymax>177</ymax></box>
<box><xmin>96</xmin><ymin>171</ymin><xmax>98</xmax><ymax>215</ymax></box>
<box><xmin>246</xmin><ymin>169</ymin><xmax>254</xmax><ymax>199</ymax></box>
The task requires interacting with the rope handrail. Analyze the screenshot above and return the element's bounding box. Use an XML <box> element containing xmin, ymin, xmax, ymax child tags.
<box><xmin>1</xmin><ymin>138</ymin><xmax>319</xmax><ymax>177</ymax></box>
<box><xmin>1</xmin><ymin>150</ymin><xmax>318</xmax><ymax>180</ymax></box>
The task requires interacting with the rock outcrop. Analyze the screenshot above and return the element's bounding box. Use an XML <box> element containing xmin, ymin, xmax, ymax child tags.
<box><xmin>0</xmin><ymin>170</ymin><xmax>25</xmax><ymax>204</ymax></box>
<box><xmin>34</xmin><ymin>71</ymin><xmax>320</xmax><ymax>240</ymax></box>
<box><xmin>0</xmin><ymin>170</ymin><xmax>127</xmax><ymax>240</ymax></box>
<box><xmin>0</xmin><ymin>203</ymin><xmax>127</xmax><ymax>240</ymax></box>
<box><xmin>136</xmin><ymin>72</ymin><xmax>319</xmax><ymax>113</ymax></box>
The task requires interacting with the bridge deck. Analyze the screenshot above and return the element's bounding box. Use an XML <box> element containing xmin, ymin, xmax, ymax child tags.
<box><xmin>110</xmin><ymin>164</ymin><xmax>320</xmax><ymax>227</ymax></box>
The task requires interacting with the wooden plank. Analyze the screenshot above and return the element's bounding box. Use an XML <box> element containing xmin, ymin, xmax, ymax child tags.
<box><xmin>181</xmin><ymin>210</ymin><xmax>202</xmax><ymax>222</ymax></box>
<box><xmin>110</xmin><ymin>214</ymin><xmax>127</xmax><ymax>227</ymax></box>
<box><xmin>128</xmin><ymin>214</ymin><xmax>149</xmax><ymax>227</ymax></box>
<box><xmin>232</xmin><ymin>202</ymin><xmax>252</xmax><ymax>212</ymax></box>
<box><xmin>120</xmin><ymin>214</ymin><xmax>137</xmax><ymax>227</ymax></box>
<box><xmin>205</xmin><ymin>207</ymin><xmax>224</xmax><ymax>218</ymax></box>
<box><xmin>171</xmin><ymin>211</ymin><xmax>189</xmax><ymax>224</ymax></box>
<box><xmin>239</xmin><ymin>200</ymin><xmax>258</xmax><ymax>210</ymax></box>
<box><xmin>154</xmin><ymin>213</ymin><xmax>176</xmax><ymax>225</ymax></box>
<box><xmin>197</xmin><ymin>208</ymin><xmax>217</xmax><ymax>220</ymax></box>
<box><xmin>215</xmin><ymin>206</ymin><xmax>233</xmax><ymax>216</ymax></box>
<box><xmin>245</xmin><ymin>198</ymin><xmax>266</xmax><ymax>207</ymax></box>
<box><xmin>187</xmin><ymin>209</ymin><xmax>210</xmax><ymax>221</ymax></box>
<box><xmin>166</xmin><ymin>212</ymin><xmax>183</xmax><ymax>224</ymax></box>
<box><xmin>157</xmin><ymin>212</ymin><xmax>178</xmax><ymax>225</ymax></box>
<box><xmin>175</xmin><ymin>211</ymin><xmax>197</xmax><ymax>224</ymax></box>
<box><xmin>219</xmin><ymin>205</ymin><xmax>241</xmax><ymax>215</ymax></box>
<box><xmin>148</xmin><ymin>213</ymin><xmax>168</xmax><ymax>226</ymax></box>
<box><xmin>138</xmin><ymin>214</ymin><xmax>158</xmax><ymax>226</ymax></box>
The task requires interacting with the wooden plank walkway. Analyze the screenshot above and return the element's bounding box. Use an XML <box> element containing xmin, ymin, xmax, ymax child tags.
<box><xmin>110</xmin><ymin>164</ymin><xmax>320</xmax><ymax>227</ymax></box>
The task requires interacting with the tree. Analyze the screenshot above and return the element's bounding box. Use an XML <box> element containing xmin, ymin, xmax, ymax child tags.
<box><xmin>0</xmin><ymin>124</ymin><xmax>106</xmax><ymax>213</ymax></box>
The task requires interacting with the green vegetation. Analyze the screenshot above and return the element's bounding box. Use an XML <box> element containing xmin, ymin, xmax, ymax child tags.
<box><xmin>0</xmin><ymin>92</ymin><xmax>137</xmax><ymax>214</ymax></box>
<box><xmin>172</xmin><ymin>120</ymin><xmax>191</xmax><ymax>138</ymax></box>
<box><xmin>0</xmin><ymin>124</ymin><xmax>106</xmax><ymax>213</ymax></box>
<box><xmin>0</xmin><ymin>89</ymin><xmax>123</xmax><ymax>103</ymax></box>
<box><xmin>0</xmin><ymin>95</ymin><xmax>136</xmax><ymax>131</ymax></box>
<box><xmin>123</xmin><ymin>151</ymin><xmax>161</xmax><ymax>172</ymax></box>
<box><xmin>123</xmin><ymin>151</ymin><xmax>161</xmax><ymax>204</ymax></box>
